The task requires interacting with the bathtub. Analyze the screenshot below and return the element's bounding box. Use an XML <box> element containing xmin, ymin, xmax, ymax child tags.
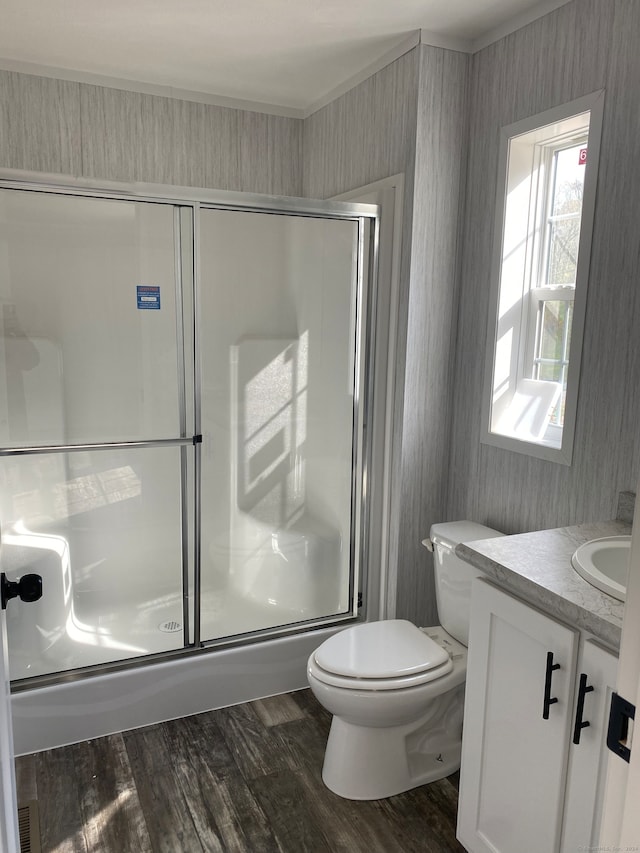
<box><xmin>11</xmin><ymin>622</ymin><xmax>344</xmax><ymax>755</ymax></box>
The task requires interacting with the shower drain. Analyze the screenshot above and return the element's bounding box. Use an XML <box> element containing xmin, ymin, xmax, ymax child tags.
<box><xmin>158</xmin><ymin>620</ymin><xmax>182</xmax><ymax>633</ymax></box>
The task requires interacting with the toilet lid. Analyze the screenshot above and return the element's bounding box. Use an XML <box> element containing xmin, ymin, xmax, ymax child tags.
<box><xmin>314</xmin><ymin>619</ymin><xmax>450</xmax><ymax>679</ymax></box>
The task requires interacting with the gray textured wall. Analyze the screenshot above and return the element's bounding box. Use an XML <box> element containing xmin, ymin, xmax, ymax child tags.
<box><xmin>394</xmin><ymin>46</ymin><xmax>469</xmax><ymax>624</ymax></box>
<box><xmin>0</xmin><ymin>71</ymin><xmax>302</xmax><ymax>195</ymax></box>
<box><xmin>303</xmin><ymin>46</ymin><xmax>470</xmax><ymax>625</ymax></box>
<box><xmin>302</xmin><ymin>49</ymin><xmax>419</xmax><ymax>199</ymax></box>
<box><xmin>447</xmin><ymin>0</ymin><xmax>640</xmax><ymax>535</ymax></box>
<box><xmin>303</xmin><ymin>49</ymin><xmax>421</xmax><ymax>619</ymax></box>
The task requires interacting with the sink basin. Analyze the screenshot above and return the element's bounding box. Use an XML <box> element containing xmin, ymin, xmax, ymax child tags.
<box><xmin>571</xmin><ymin>535</ymin><xmax>631</xmax><ymax>602</ymax></box>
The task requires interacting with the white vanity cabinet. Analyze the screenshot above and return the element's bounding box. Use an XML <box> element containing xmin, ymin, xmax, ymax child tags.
<box><xmin>457</xmin><ymin>578</ymin><xmax>617</xmax><ymax>853</ymax></box>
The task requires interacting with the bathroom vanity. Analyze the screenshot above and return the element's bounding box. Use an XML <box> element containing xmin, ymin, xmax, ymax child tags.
<box><xmin>455</xmin><ymin>520</ymin><xmax>628</xmax><ymax>853</ymax></box>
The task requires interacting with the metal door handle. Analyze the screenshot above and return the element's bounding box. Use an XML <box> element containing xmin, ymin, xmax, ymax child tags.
<box><xmin>1</xmin><ymin>572</ymin><xmax>43</xmax><ymax>610</ymax></box>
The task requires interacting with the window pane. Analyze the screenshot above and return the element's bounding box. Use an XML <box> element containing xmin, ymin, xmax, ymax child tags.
<box><xmin>551</xmin><ymin>146</ymin><xmax>586</xmax><ymax>216</ymax></box>
<box><xmin>537</xmin><ymin>300</ymin><xmax>570</xmax><ymax>362</ymax></box>
<box><xmin>534</xmin><ymin>300</ymin><xmax>573</xmax><ymax>426</ymax></box>
<box><xmin>546</xmin><ymin>144</ymin><xmax>586</xmax><ymax>285</ymax></box>
<box><xmin>547</xmin><ymin>217</ymin><xmax>581</xmax><ymax>285</ymax></box>
<box><xmin>538</xmin><ymin>362</ymin><xmax>562</xmax><ymax>382</ymax></box>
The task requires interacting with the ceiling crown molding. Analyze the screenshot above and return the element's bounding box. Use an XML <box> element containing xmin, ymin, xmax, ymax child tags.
<box><xmin>471</xmin><ymin>0</ymin><xmax>574</xmax><ymax>52</ymax></box>
<box><xmin>0</xmin><ymin>57</ymin><xmax>304</xmax><ymax>118</ymax></box>
<box><xmin>0</xmin><ymin>0</ymin><xmax>576</xmax><ymax>119</ymax></box>
<box><xmin>419</xmin><ymin>29</ymin><xmax>473</xmax><ymax>54</ymax></box>
<box><xmin>303</xmin><ymin>31</ymin><xmax>421</xmax><ymax>119</ymax></box>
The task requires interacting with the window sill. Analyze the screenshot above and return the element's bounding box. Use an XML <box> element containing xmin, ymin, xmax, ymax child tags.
<box><xmin>481</xmin><ymin>429</ymin><xmax>572</xmax><ymax>466</ymax></box>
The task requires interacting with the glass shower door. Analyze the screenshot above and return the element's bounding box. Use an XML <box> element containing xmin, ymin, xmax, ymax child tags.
<box><xmin>0</xmin><ymin>184</ymin><xmax>373</xmax><ymax>681</ymax></box>
<box><xmin>0</xmin><ymin>189</ymin><xmax>193</xmax><ymax>680</ymax></box>
<box><xmin>198</xmin><ymin>208</ymin><xmax>364</xmax><ymax>641</ymax></box>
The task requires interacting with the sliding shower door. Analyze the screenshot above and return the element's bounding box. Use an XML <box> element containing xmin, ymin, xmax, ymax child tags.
<box><xmin>198</xmin><ymin>208</ymin><xmax>365</xmax><ymax>641</ymax></box>
<box><xmin>0</xmin><ymin>189</ymin><xmax>193</xmax><ymax>680</ymax></box>
<box><xmin>0</xmin><ymin>182</ymin><xmax>374</xmax><ymax>683</ymax></box>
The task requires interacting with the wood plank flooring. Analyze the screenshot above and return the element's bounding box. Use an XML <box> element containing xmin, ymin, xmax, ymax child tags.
<box><xmin>15</xmin><ymin>689</ymin><xmax>464</xmax><ymax>853</ymax></box>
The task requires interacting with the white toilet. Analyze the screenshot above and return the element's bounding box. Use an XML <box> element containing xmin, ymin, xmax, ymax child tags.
<box><xmin>307</xmin><ymin>520</ymin><xmax>503</xmax><ymax>800</ymax></box>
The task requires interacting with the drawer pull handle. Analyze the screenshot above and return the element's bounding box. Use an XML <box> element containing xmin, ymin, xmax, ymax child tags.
<box><xmin>543</xmin><ymin>651</ymin><xmax>561</xmax><ymax>719</ymax></box>
<box><xmin>573</xmin><ymin>673</ymin><xmax>595</xmax><ymax>744</ymax></box>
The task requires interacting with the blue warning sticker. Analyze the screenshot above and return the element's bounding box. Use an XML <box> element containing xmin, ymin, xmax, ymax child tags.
<box><xmin>137</xmin><ymin>285</ymin><xmax>161</xmax><ymax>310</ymax></box>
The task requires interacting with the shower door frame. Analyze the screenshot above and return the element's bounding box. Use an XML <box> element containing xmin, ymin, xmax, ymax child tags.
<box><xmin>0</xmin><ymin>172</ymin><xmax>380</xmax><ymax>690</ymax></box>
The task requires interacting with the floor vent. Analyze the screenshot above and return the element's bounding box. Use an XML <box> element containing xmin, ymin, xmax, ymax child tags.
<box><xmin>158</xmin><ymin>620</ymin><xmax>182</xmax><ymax>633</ymax></box>
<box><xmin>18</xmin><ymin>800</ymin><xmax>41</xmax><ymax>853</ymax></box>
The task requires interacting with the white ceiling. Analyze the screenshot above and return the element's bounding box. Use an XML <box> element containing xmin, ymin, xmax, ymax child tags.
<box><xmin>0</xmin><ymin>0</ymin><xmax>571</xmax><ymax>116</ymax></box>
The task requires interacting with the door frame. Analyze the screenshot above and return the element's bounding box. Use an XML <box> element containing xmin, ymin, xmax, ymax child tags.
<box><xmin>599</xmin><ymin>482</ymin><xmax>640</xmax><ymax>846</ymax></box>
<box><xmin>0</xmin><ymin>597</ymin><xmax>20</xmax><ymax>853</ymax></box>
<box><xmin>332</xmin><ymin>174</ymin><xmax>404</xmax><ymax>622</ymax></box>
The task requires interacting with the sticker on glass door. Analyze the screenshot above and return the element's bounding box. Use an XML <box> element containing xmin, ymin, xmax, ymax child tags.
<box><xmin>137</xmin><ymin>285</ymin><xmax>161</xmax><ymax>309</ymax></box>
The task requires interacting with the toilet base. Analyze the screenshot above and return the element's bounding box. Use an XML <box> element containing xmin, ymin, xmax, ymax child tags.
<box><xmin>321</xmin><ymin>684</ymin><xmax>464</xmax><ymax>800</ymax></box>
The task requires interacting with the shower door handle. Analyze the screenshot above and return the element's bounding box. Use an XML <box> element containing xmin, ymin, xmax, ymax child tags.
<box><xmin>1</xmin><ymin>572</ymin><xmax>43</xmax><ymax>610</ymax></box>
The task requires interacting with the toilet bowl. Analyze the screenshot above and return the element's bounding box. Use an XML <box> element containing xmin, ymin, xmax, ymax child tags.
<box><xmin>308</xmin><ymin>620</ymin><xmax>467</xmax><ymax>799</ymax></box>
<box><xmin>307</xmin><ymin>520</ymin><xmax>503</xmax><ymax>800</ymax></box>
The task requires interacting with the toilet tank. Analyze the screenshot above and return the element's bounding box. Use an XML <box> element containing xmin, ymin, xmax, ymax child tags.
<box><xmin>428</xmin><ymin>521</ymin><xmax>504</xmax><ymax>646</ymax></box>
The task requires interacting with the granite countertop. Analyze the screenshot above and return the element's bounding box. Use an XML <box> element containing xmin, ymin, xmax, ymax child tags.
<box><xmin>456</xmin><ymin>519</ymin><xmax>631</xmax><ymax>651</ymax></box>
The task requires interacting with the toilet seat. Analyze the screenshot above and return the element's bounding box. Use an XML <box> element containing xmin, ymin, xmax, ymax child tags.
<box><xmin>310</xmin><ymin>619</ymin><xmax>454</xmax><ymax>691</ymax></box>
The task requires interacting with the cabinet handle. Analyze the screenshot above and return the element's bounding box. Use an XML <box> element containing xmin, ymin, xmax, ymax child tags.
<box><xmin>543</xmin><ymin>651</ymin><xmax>561</xmax><ymax>719</ymax></box>
<box><xmin>572</xmin><ymin>673</ymin><xmax>595</xmax><ymax>745</ymax></box>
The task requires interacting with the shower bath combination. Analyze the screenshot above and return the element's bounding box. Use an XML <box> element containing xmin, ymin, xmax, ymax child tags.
<box><xmin>0</xmin><ymin>179</ymin><xmax>380</xmax><ymax>751</ymax></box>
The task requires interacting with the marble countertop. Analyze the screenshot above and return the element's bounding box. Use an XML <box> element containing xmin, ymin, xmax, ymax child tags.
<box><xmin>456</xmin><ymin>519</ymin><xmax>630</xmax><ymax>651</ymax></box>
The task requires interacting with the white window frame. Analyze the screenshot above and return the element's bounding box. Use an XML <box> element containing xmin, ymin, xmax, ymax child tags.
<box><xmin>481</xmin><ymin>91</ymin><xmax>605</xmax><ymax>465</ymax></box>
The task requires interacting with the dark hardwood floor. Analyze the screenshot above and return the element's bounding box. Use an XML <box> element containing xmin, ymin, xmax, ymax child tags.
<box><xmin>15</xmin><ymin>688</ymin><xmax>464</xmax><ymax>853</ymax></box>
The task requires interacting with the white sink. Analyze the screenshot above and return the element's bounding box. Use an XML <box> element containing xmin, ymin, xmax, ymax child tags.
<box><xmin>571</xmin><ymin>535</ymin><xmax>631</xmax><ymax>602</ymax></box>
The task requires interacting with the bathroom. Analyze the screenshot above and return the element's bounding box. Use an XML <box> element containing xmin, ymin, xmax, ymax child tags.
<box><xmin>1</xmin><ymin>0</ymin><xmax>640</xmax><ymax>849</ymax></box>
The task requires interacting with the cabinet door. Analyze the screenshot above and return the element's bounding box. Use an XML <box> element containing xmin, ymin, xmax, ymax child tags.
<box><xmin>457</xmin><ymin>579</ymin><xmax>578</xmax><ymax>853</ymax></box>
<box><xmin>560</xmin><ymin>639</ymin><xmax>618</xmax><ymax>853</ymax></box>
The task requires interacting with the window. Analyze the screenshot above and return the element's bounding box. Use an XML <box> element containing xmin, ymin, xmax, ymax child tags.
<box><xmin>482</xmin><ymin>92</ymin><xmax>604</xmax><ymax>464</ymax></box>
